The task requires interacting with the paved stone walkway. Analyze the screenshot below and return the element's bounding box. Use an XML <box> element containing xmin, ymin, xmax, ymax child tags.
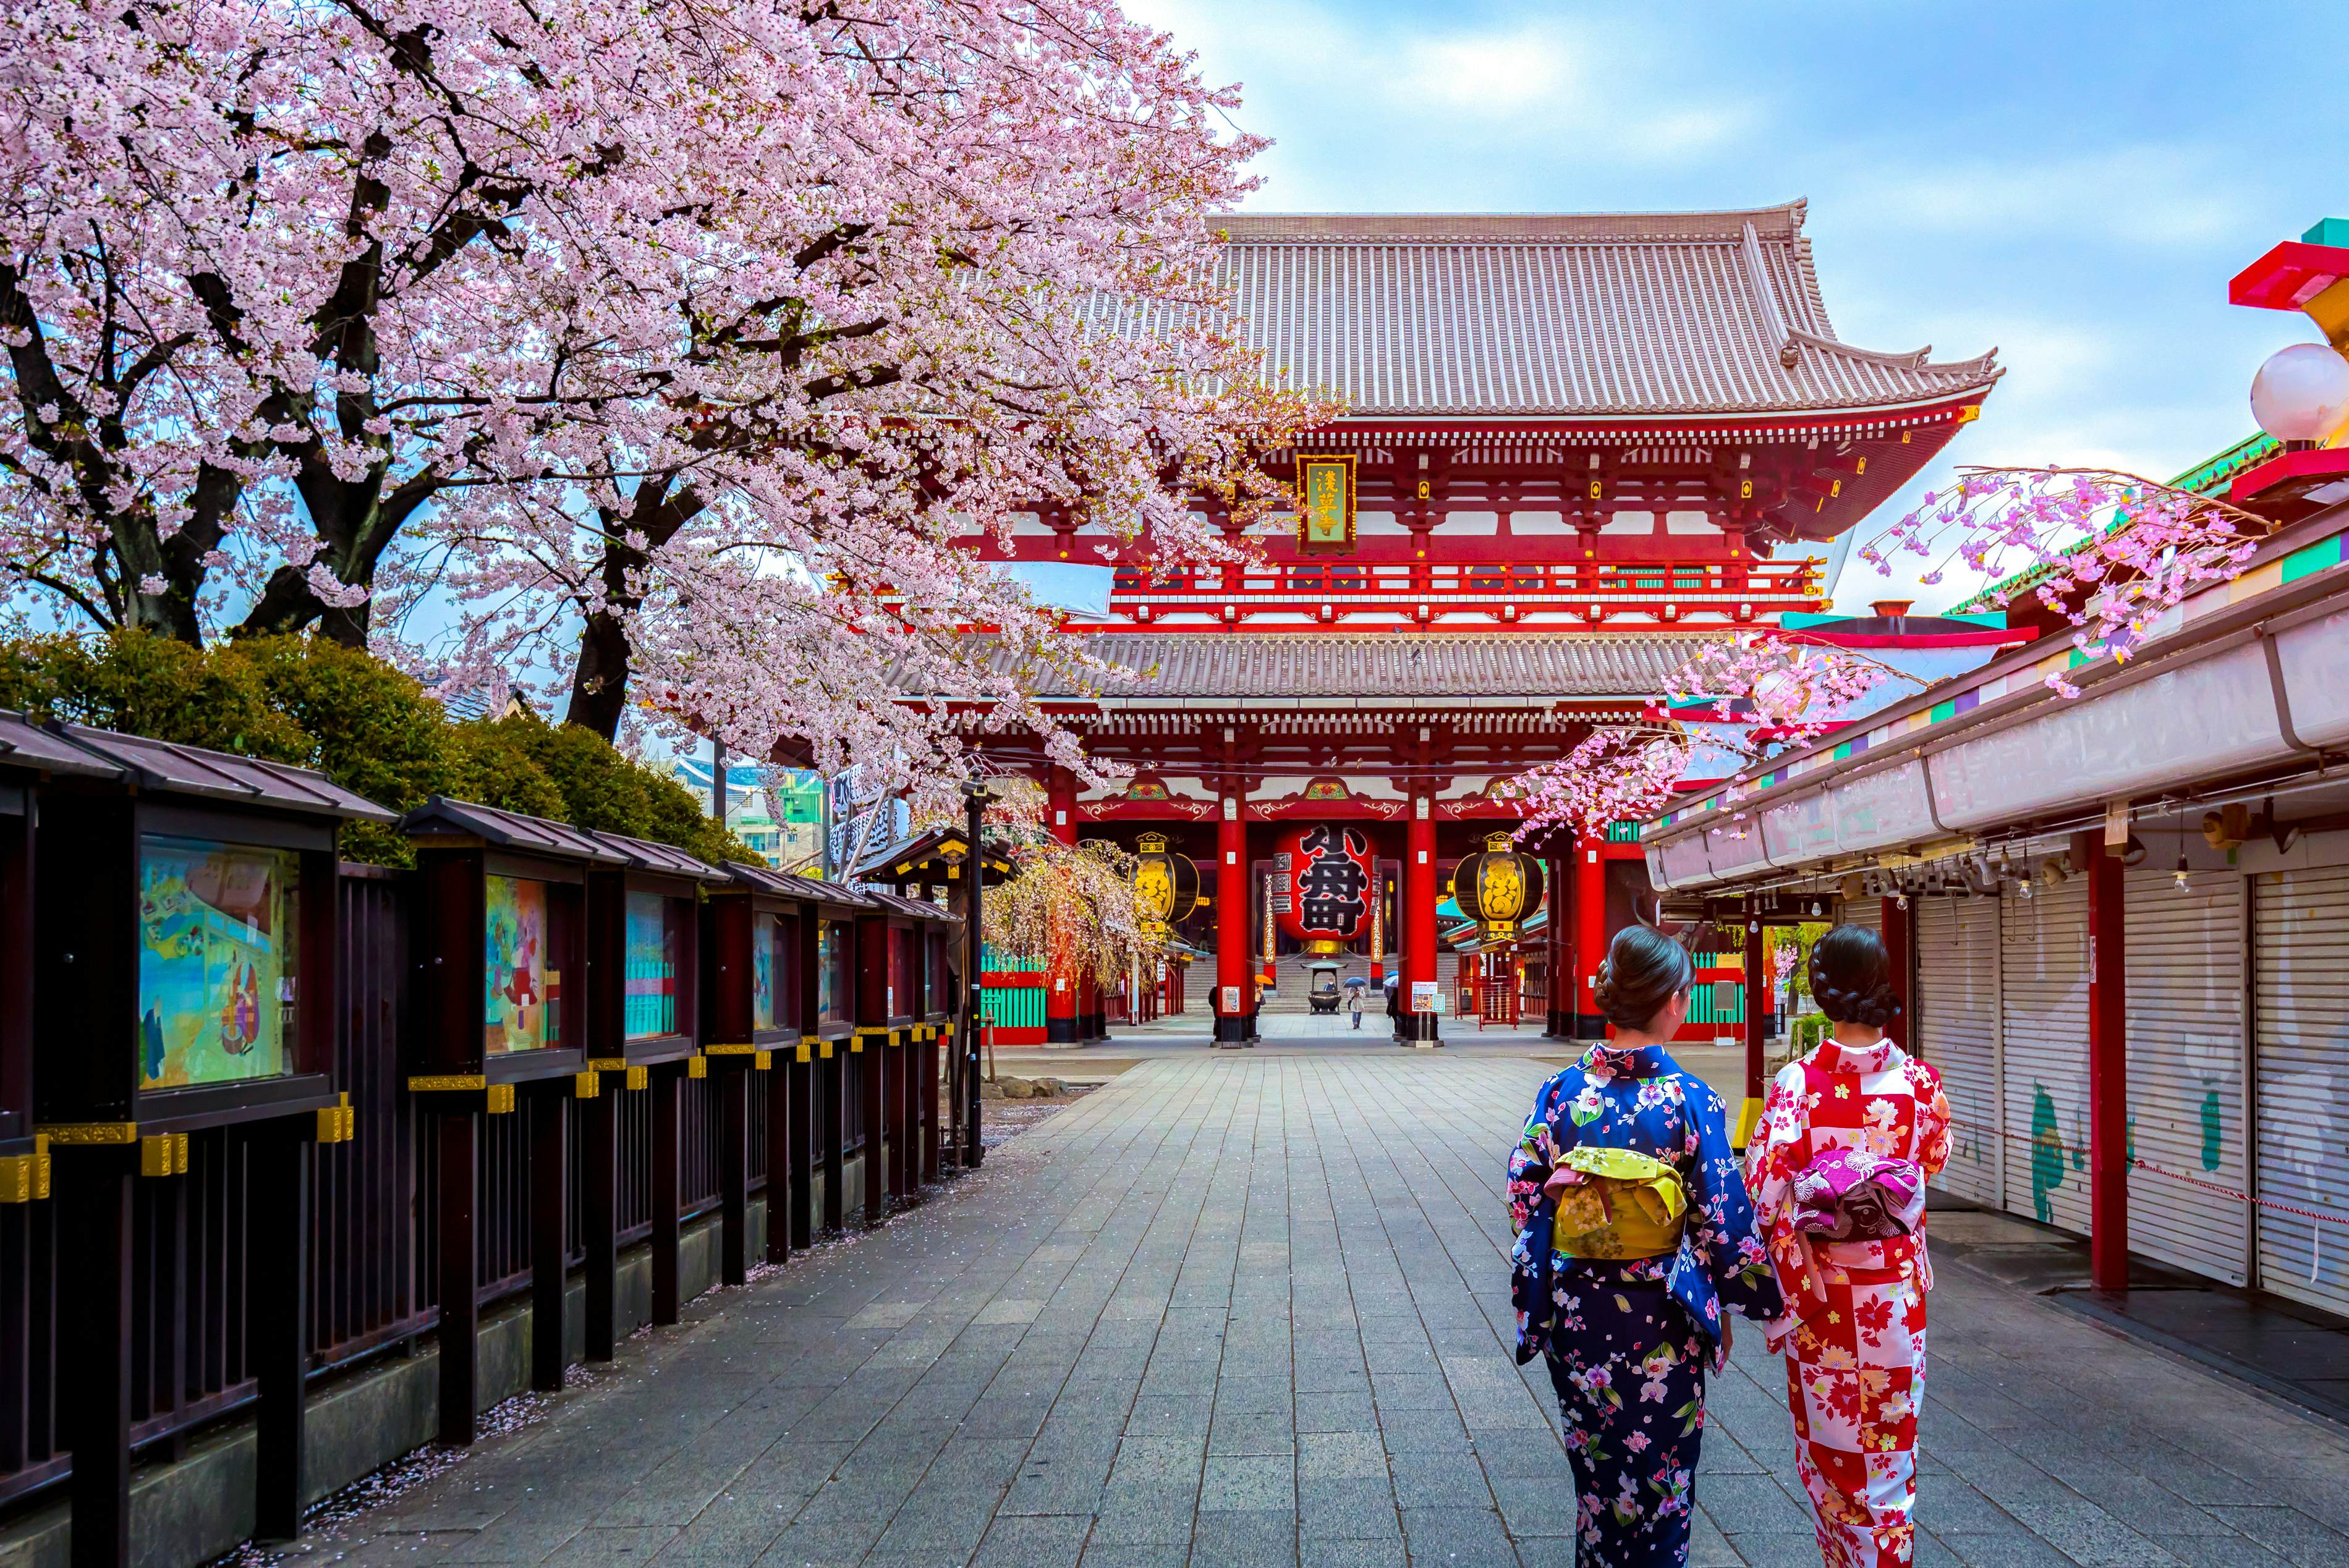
<box><xmin>301</xmin><ymin>1057</ymin><xmax>2349</xmax><ymax>1567</ymax></box>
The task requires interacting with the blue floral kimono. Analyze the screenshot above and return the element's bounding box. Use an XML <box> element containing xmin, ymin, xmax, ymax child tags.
<box><xmin>1507</xmin><ymin>1042</ymin><xmax>1783</xmax><ymax>1567</ymax></box>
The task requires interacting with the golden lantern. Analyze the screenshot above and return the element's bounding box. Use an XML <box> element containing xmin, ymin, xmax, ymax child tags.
<box><xmin>1129</xmin><ymin>831</ymin><xmax>1199</xmax><ymax>940</ymax></box>
<box><xmin>1449</xmin><ymin>831</ymin><xmax>1547</xmax><ymax>940</ymax></box>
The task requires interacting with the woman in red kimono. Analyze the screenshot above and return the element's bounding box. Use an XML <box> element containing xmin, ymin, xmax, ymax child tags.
<box><xmin>1743</xmin><ymin>925</ymin><xmax>1952</xmax><ymax>1568</ymax></box>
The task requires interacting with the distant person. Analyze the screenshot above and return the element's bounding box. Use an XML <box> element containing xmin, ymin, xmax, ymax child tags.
<box><xmin>1743</xmin><ymin>925</ymin><xmax>1951</xmax><ymax>1568</ymax></box>
<box><xmin>1383</xmin><ymin>972</ymin><xmax>1400</xmax><ymax>1041</ymax></box>
<box><xmin>1347</xmin><ymin>983</ymin><xmax>1364</xmax><ymax>1030</ymax></box>
<box><xmin>1505</xmin><ymin>925</ymin><xmax>1782</xmax><ymax>1566</ymax></box>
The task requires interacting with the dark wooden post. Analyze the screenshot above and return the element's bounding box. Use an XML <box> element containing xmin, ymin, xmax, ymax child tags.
<box><xmin>252</xmin><ymin>1120</ymin><xmax>315</xmax><ymax>1540</ymax></box>
<box><xmin>583</xmin><ymin>1085</ymin><xmax>618</xmax><ymax>1362</ymax></box>
<box><xmin>529</xmin><ymin>1085</ymin><xmax>569</xmax><ymax>1391</ymax></box>
<box><xmin>764</xmin><ymin>1054</ymin><xmax>793</xmax><ymax>1266</ymax></box>
<box><xmin>1880</xmin><ymin>894</ymin><xmax>1913</xmax><ymax>1051</ymax></box>
<box><xmin>788</xmin><ymin>1053</ymin><xmax>815</xmax><ymax>1249</ymax></box>
<box><xmin>889</xmin><ymin>1037</ymin><xmax>911</xmax><ymax>1201</ymax></box>
<box><xmin>921</xmin><ymin>1035</ymin><xmax>940</xmax><ymax>1185</ymax></box>
<box><xmin>651</xmin><ymin>1064</ymin><xmax>681</xmax><ymax>1325</ymax></box>
<box><xmin>436</xmin><ymin>1107</ymin><xmax>478</xmax><ymax>1446</ymax></box>
<box><xmin>862</xmin><ymin>1038</ymin><xmax>886</xmax><ymax>1227</ymax></box>
<box><xmin>821</xmin><ymin>1048</ymin><xmax>845</xmax><ymax>1232</ymax></box>
<box><xmin>719</xmin><ymin>1062</ymin><xmax>749</xmax><ymax>1286</ymax></box>
<box><xmin>62</xmin><ymin>1146</ymin><xmax>134</xmax><ymax>1568</ymax></box>
<box><xmin>2083</xmin><ymin>831</ymin><xmax>2130</xmax><ymax>1292</ymax></box>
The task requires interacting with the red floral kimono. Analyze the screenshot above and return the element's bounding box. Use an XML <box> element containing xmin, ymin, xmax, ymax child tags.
<box><xmin>1743</xmin><ymin>1038</ymin><xmax>1952</xmax><ymax>1568</ymax></box>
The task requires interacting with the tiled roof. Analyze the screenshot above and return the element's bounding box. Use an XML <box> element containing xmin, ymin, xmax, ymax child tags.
<box><xmin>1021</xmin><ymin>633</ymin><xmax>1709</xmax><ymax>700</ymax></box>
<box><xmin>588</xmin><ymin>830</ymin><xmax>718</xmax><ymax>881</ymax></box>
<box><xmin>718</xmin><ymin>861</ymin><xmax>863</xmax><ymax>905</ymax></box>
<box><xmin>1205</xmin><ymin>205</ymin><xmax>2000</xmax><ymax>418</ymax></box>
<box><xmin>398</xmin><ymin>796</ymin><xmax>626</xmax><ymax>862</ymax></box>
<box><xmin>56</xmin><ymin>723</ymin><xmax>397</xmax><ymax>821</ymax></box>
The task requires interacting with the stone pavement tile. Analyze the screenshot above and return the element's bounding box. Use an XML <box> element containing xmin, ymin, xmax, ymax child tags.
<box><xmin>1929</xmin><ymin>1533</ymin><xmax>2092</xmax><ymax>1567</ymax></box>
<box><xmin>1487</xmin><ymin>1475</ymin><xmax>1577</xmax><ymax>1538</ymax></box>
<box><xmin>1722</xmin><ymin>1530</ymin><xmax>1839</xmax><ymax>1568</ymax></box>
<box><xmin>1368</xmin><ymin>1371</ymin><xmax>1453</xmax><ymax>1412</ymax></box>
<box><xmin>1911</xmin><ymin>1482</ymin><xmax>2031</xmax><ymax>1538</ymax></box>
<box><xmin>1299</xmin><ymin>1537</ymin><xmax>1406</xmax><ymax>1568</ymax></box>
<box><xmin>1200</xmin><ymin>1454</ymin><xmax>1297</xmax><ymax>1511</ymax></box>
<box><xmin>1092</xmin><ymin>1480</ymin><xmax>1202</xmax><ymax>1546</ymax></box>
<box><xmin>430</xmin><ymin>1515</ymin><xmax>591</xmax><ymax>1566</ymax></box>
<box><xmin>1689</xmin><ymin>1509</ymin><xmax>1741</xmax><ymax>1568</ymax></box>
<box><xmin>972</xmin><ymin>1514</ymin><xmax>1093</xmax><ymax>1568</ymax></box>
<box><xmin>1396</xmin><ymin>1506</ymin><xmax>1516</xmax><ymax>1565</ymax></box>
<box><xmin>2202</xmin><ymin>1506</ymin><xmax>2349</xmax><ymax>1565</ymax></box>
<box><xmin>1077</xmin><ymin>1544</ymin><xmax>1189</xmax><ymax>1568</ymax></box>
<box><xmin>1696</xmin><ymin>1472</ymin><xmax>1814</xmax><ymax>1535</ymax></box>
<box><xmin>1126</xmin><ymin>1395</ymin><xmax>1213</xmax><ymax>1441</ymax></box>
<box><xmin>1003</xmin><ymin>1451</ymin><xmax>1116</xmax><ymax>1516</ymax></box>
<box><xmin>1210</xmin><ymin>1408</ymin><xmax>1298</xmax><ymax>1455</ymax></box>
<box><xmin>644</xmin><ymin>1492</ymin><xmax>798</xmax><ymax>1562</ymax></box>
<box><xmin>2142</xmin><ymin>1536</ymin><xmax>2298</xmax><ymax>1568</ymax></box>
<box><xmin>1387</xmin><ymin>1451</ymin><xmax>1492</xmax><ymax>1511</ymax></box>
<box><xmin>749</xmin><ymin>1514</ymin><xmax>890</xmax><ymax>1567</ymax></box>
<box><xmin>1189</xmin><ymin>1509</ymin><xmax>1299</xmax><ymax>1568</ymax></box>
<box><xmin>1297</xmin><ymin>1477</ymin><xmax>1401</xmax><ymax>1540</ymax></box>
<box><xmin>1294</xmin><ymin>1391</ymin><xmax>1378</xmax><ymax>1435</ymax></box>
<box><xmin>1374</xmin><ymin>1406</ymin><xmax>1470</xmax><ymax>1454</ymax></box>
<box><xmin>1470</xmin><ymin>1437</ymin><xmax>1574</xmax><ymax>1485</ymax></box>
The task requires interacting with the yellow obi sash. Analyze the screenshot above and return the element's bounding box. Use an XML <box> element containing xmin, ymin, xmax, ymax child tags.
<box><xmin>1550</xmin><ymin>1147</ymin><xmax>1689</xmax><ymax>1261</ymax></box>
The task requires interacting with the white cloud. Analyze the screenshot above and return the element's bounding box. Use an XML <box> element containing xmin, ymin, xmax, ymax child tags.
<box><xmin>1850</xmin><ymin>145</ymin><xmax>2252</xmax><ymax>248</ymax></box>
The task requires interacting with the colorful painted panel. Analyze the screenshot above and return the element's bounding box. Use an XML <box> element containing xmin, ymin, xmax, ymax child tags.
<box><xmin>624</xmin><ymin>891</ymin><xmax>682</xmax><ymax>1039</ymax></box>
<box><xmin>752</xmin><ymin>910</ymin><xmax>779</xmax><ymax>1032</ymax></box>
<box><xmin>485</xmin><ymin>875</ymin><xmax>559</xmax><ymax>1053</ymax></box>
<box><xmin>138</xmin><ymin>836</ymin><xmax>300</xmax><ymax>1089</ymax></box>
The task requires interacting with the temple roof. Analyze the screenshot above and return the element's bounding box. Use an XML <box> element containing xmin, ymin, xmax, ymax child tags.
<box><xmin>1026</xmin><ymin>633</ymin><xmax>1708</xmax><ymax>701</ymax></box>
<box><xmin>1215</xmin><ymin>203</ymin><xmax>2000</xmax><ymax>420</ymax></box>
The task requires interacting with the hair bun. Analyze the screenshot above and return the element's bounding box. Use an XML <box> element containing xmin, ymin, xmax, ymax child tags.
<box><xmin>1807</xmin><ymin>926</ymin><xmax>1902</xmax><ymax>1028</ymax></box>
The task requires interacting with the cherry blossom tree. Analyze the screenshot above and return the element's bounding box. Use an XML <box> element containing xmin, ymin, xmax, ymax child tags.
<box><xmin>1511</xmin><ymin>632</ymin><xmax>1919</xmax><ymax>839</ymax></box>
<box><xmin>0</xmin><ymin>0</ymin><xmax>1309</xmax><ymax>807</ymax></box>
<box><xmin>1859</xmin><ymin>465</ymin><xmax>2266</xmax><ymax>695</ymax></box>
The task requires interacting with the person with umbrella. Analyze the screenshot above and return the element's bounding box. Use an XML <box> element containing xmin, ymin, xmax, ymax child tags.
<box><xmin>1344</xmin><ymin>974</ymin><xmax>1368</xmax><ymax>1030</ymax></box>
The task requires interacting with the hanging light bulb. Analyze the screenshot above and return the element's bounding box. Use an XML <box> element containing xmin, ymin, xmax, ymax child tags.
<box><xmin>2173</xmin><ymin>854</ymin><xmax>2191</xmax><ymax>892</ymax></box>
<box><xmin>2018</xmin><ymin>869</ymin><xmax>2034</xmax><ymax>899</ymax></box>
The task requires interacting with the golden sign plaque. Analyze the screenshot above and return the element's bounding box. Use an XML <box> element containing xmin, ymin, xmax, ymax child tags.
<box><xmin>1296</xmin><ymin>454</ymin><xmax>1357</xmax><ymax>553</ymax></box>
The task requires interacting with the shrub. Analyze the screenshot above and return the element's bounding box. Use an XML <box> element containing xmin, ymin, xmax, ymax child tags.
<box><xmin>0</xmin><ymin>630</ymin><xmax>752</xmax><ymax>866</ymax></box>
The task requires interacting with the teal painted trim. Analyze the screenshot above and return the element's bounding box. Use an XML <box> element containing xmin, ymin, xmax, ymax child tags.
<box><xmin>2303</xmin><ymin>217</ymin><xmax>2349</xmax><ymax>245</ymax></box>
<box><xmin>981</xmin><ymin>985</ymin><xmax>1043</xmax><ymax>1028</ymax></box>
<box><xmin>1688</xmin><ymin>981</ymin><xmax>1746</xmax><ymax>1026</ymax></box>
<box><xmin>1929</xmin><ymin>699</ymin><xmax>1957</xmax><ymax>723</ymax></box>
<box><xmin>2281</xmin><ymin>533</ymin><xmax>2345</xmax><ymax>585</ymax></box>
<box><xmin>1605</xmin><ymin>820</ymin><xmax>1641</xmax><ymax>843</ymax></box>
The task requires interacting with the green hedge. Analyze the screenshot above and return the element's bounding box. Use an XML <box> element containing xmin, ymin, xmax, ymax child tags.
<box><xmin>0</xmin><ymin>632</ymin><xmax>751</xmax><ymax>867</ymax></box>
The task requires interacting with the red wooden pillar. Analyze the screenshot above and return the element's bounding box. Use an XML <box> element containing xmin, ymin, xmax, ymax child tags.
<box><xmin>1045</xmin><ymin>767</ymin><xmax>1081</xmax><ymax>1043</ymax></box>
<box><xmin>1880</xmin><ymin>896</ymin><xmax>1912</xmax><ymax>1051</ymax></box>
<box><xmin>1574</xmin><ymin>833</ymin><xmax>1607</xmax><ymax>1038</ymax></box>
<box><xmin>1739</xmin><ymin>917</ymin><xmax>1767</xmax><ymax>1150</ymax></box>
<box><xmin>2085</xmin><ymin>837</ymin><xmax>2130</xmax><ymax>1292</ymax></box>
<box><xmin>1403</xmin><ymin>792</ymin><xmax>1440</xmax><ymax>1046</ymax></box>
<box><xmin>1215</xmin><ymin>781</ymin><xmax>1252</xmax><ymax>1046</ymax></box>
<box><xmin>1545</xmin><ymin>854</ymin><xmax>1570</xmax><ymax>1037</ymax></box>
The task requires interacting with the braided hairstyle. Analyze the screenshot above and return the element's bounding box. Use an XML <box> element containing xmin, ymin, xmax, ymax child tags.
<box><xmin>1807</xmin><ymin>923</ymin><xmax>1902</xmax><ymax>1029</ymax></box>
<box><xmin>1592</xmin><ymin>924</ymin><xmax>1694</xmax><ymax>1033</ymax></box>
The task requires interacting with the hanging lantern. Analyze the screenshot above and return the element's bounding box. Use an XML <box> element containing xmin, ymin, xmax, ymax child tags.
<box><xmin>1272</xmin><ymin>824</ymin><xmax>1374</xmax><ymax>954</ymax></box>
<box><xmin>1129</xmin><ymin>831</ymin><xmax>1199</xmax><ymax>941</ymax></box>
<box><xmin>1450</xmin><ymin>831</ymin><xmax>1546</xmax><ymax>940</ymax></box>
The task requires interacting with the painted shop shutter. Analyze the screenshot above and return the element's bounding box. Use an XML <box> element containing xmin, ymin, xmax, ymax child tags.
<box><xmin>2000</xmin><ymin>876</ymin><xmax>2092</xmax><ymax>1236</ymax></box>
<box><xmin>1840</xmin><ymin>898</ymin><xmax>1883</xmax><ymax>938</ymax></box>
<box><xmin>2123</xmin><ymin>866</ymin><xmax>2249</xmax><ymax>1286</ymax></box>
<box><xmin>2252</xmin><ymin>863</ymin><xmax>2349</xmax><ymax>1317</ymax></box>
<box><xmin>1914</xmin><ymin>895</ymin><xmax>2001</xmax><ymax>1208</ymax></box>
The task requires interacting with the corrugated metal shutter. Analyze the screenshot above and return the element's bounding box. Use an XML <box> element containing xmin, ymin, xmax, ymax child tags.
<box><xmin>2124</xmin><ymin>867</ymin><xmax>2249</xmax><ymax>1286</ymax></box>
<box><xmin>2252</xmin><ymin>863</ymin><xmax>2349</xmax><ymax>1316</ymax></box>
<box><xmin>1915</xmin><ymin>895</ymin><xmax>2001</xmax><ymax>1207</ymax></box>
<box><xmin>1840</xmin><ymin>899</ymin><xmax>1883</xmax><ymax>938</ymax></box>
<box><xmin>2001</xmin><ymin>876</ymin><xmax>2092</xmax><ymax>1235</ymax></box>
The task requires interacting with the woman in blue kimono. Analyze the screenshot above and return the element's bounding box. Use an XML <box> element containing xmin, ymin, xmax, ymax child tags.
<box><xmin>1507</xmin><ymin>925</ymin><xmax>1783</xmax><ymax>1567</ymax></box>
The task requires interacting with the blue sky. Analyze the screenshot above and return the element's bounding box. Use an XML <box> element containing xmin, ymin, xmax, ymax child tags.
<box><xmin>1126</xmin><ymin>0</ymin><xmax>2349</xmax><ymax>609</ymax></box>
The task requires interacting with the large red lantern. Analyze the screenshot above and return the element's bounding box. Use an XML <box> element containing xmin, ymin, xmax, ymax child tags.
<box><xmin>1272</xmin><ymin>824</ymin><xmax>1373</xmax><ymax>951</ymax></box>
